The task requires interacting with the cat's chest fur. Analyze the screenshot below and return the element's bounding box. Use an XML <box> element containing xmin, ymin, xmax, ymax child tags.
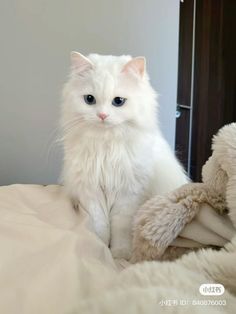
<box><xmin>64</xmin><ymin>133</ymin><xmax>154</xmax><ymax>208</ymax></box>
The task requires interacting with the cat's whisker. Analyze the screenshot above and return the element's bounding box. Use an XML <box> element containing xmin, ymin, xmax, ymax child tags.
<box><xmin>59</xmin><ymin>118</ymin><xmax>86</xmax><ymax>141</ymax></box>
<box><xmin>41</xmin><ymin>124</ymin><xmax>63</xmax><ymax>165</ymax></box>
<box><xmin>45</xmin><ymin>118</ymin><xmax>84</xmax><ymax>161</ymax></box>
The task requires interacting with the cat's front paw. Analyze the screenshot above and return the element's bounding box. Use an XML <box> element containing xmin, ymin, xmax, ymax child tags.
<box><xmin>111</xmin><ymin>246</ymin><xmax>132</xmax><ymax>260</ymax></box>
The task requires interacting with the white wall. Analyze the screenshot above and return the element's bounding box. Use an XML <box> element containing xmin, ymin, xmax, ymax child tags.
<box><xmin>0</xmin><ymin>0</ymin><xmax>180</xmax><ymax>185</ymax></box>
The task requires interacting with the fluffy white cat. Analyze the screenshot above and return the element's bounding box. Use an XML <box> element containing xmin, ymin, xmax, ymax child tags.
<box><xmin>61</xmin><ymin>52</ymin><xmax>188</xmax><ymax>259</ymax></box>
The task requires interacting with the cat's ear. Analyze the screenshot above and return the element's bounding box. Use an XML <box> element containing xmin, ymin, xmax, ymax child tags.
<box><xmin>70</xmin><ymin>51</ymin><xmax>93</xmax><ymax>74</ymax></box>
<box><xmin>122</xmin><ymin>57</ymin><xmax>146</xmax><ymax>78</ymax></box>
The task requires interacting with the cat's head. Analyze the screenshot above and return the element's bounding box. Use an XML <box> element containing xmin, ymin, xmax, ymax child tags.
<box><xmin>62</xmin><ymin>52</ymin><xmax>158</xmax><ymax>134</ymax></box>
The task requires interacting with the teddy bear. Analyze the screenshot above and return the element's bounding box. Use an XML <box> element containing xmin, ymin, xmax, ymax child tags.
<box><xmin>131</xmin><ymin>123</ymin><xmax>236</xmax><ymax>262</ymax></box>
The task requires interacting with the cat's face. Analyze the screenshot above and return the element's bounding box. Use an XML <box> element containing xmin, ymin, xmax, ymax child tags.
<box><xmin>62</xmin><ymin>52</ymin><xmax>157</xmax><ymax>132</ymax></box>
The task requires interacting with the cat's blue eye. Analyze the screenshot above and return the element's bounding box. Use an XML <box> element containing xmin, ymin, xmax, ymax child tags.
<box><xmin>84</xmin><ymin>95</ymin><xmax>96</xmax><ymax>105</ymax></box>
<box><xmin>112</xmin><ymin>97</ymin><xmax>126</xmax><ymax>107</ymax></box>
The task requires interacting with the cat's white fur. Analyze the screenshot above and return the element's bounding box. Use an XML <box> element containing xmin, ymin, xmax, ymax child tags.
<box><xmin>61</xmin><ymin>52</ymin><xmax>188</xmax><ymax>259</ymax></box>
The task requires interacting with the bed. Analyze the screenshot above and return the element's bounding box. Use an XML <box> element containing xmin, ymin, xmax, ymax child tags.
<box><xmin>0</xmin><ymin>184</ymin><xmax>235</xmax><ymax>313</ymax></box>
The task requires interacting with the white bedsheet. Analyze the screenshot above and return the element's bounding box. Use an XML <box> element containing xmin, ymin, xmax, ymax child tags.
<box><xmin>0</xmin><ymin>184</ymin><xmax>235</xmax><ymax>314</ymax></box>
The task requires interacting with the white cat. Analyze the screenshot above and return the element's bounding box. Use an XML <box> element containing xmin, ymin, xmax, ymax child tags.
<box><xmin>61</xmin><ymin>52</ymin><xmax>188</xmax><ymax>259</ymax></box>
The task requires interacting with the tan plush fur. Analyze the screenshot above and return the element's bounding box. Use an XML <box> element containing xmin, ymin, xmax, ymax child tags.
<box><xmin>76</xmin><ymin>236</ymin><xmax>236</xmax><ymax>314</ymax></box>
<box><xmin>132</xmin><ymin>123</ymin><xmax>236</xmax><ymax>263</ymax></box>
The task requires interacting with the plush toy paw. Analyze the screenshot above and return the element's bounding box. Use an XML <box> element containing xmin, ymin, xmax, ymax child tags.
<box><xmin>132</xmin><ymin>188</ymin><xmax>202</xmax><ymax>262</ymax></box>
<box><xmin>132</xmin><ymin>183</ymin><xmax>226</xmax><ymax>262</ymax></box>
<box><xmin>131</xmin><ymin>236</ymin><xmax>166</xmax><ymax>263</ymax></box>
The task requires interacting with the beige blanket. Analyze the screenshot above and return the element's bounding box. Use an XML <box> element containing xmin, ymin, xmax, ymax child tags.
<box><xmin>0</xmin><ymin>184</ymin><xmax>236</xmax><ymax>313</ymax></box>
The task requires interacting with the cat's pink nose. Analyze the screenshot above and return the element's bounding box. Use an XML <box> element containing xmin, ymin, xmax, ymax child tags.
<box><xmin>97</xmin><ymin>112</ymin><xmax>108</xmax><ymax>120</ymax></box>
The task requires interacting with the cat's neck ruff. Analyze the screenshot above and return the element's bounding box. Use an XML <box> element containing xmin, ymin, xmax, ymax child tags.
<box><xmin>64</xmin><ymin>121</ymin><xmax>158</xmax><ymax>147</ymax></box>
